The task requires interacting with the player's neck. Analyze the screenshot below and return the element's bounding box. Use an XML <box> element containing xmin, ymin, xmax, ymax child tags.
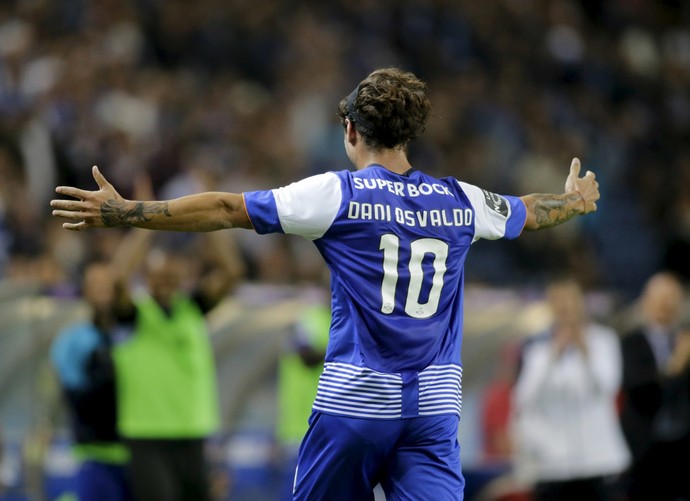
<box><xmin>354</xmin><ymin>147</ymin><xmax>412</xmax><ymax>175</ymax></box>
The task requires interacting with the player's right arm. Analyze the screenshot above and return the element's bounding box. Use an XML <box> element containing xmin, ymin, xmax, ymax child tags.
<box><xmin>51</xmin><ymin>166</ymin><xmax>252</xmax><ymax>232</ymax></box>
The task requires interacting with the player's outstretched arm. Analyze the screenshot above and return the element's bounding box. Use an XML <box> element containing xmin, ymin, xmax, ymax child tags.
<box><xmin>51</xmin><ymin>166</ymin><xmax>252</xmax><ymax>232</ymax></box>
<box><xmin>520</xmin><ymin>158</ymin><xmax>599</xmax><ymax>231</ymax></box>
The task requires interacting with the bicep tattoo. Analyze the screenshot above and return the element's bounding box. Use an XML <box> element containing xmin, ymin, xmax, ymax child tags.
<box><xmin>100</xmin><ymin>199</ymin><xmax>171</xmax><ymax>227</ymax></box>
<box><xmin>532</xmin><ymin>193</ymin><xmax>582</xmax><ymax>229</ymax></box>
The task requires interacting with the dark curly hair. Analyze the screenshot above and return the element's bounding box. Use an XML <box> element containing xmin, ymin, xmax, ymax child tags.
<box><xmin>337</xmin><ymin>68</ymin><xmax>431</xmax><ymax>151</ymax></box>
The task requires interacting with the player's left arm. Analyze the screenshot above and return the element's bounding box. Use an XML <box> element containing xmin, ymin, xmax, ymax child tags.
<box><xmin>520</xmin><ymin>158</ymin><xmax>599</xmax><ymax>231</ymax></box>
<box><xmin>51</xmin><ymin>166</ymin><xmax>252</xmax><ymax>232</ymax></box>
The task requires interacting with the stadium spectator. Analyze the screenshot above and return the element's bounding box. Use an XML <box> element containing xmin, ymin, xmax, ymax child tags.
<box><xmin>654</xmin><ymin>319</ymin><xmax>690</xmax><ymax>499</ymax></box>
<box><xmin>50</xmin><ymin>262</ymin><xmax>133</xmax><ymax>501</ymax></box>
<box><xmin>619</xmin><ymin>271</ymin><xmax>690</xmax><ymax>501</ymax></box>
<box><xmin>108</xmin><ymin>219</ymin><xmax>244</xmax><ymax>501</ymax></box>
<box><xmin>51</xmin><ymin>66</ymin><xmax>599</xmax><ymax>500</ymax></box>
<box><xmin>510</xmin><ymin>277</ymin><xmax>630</xmax><ymax>501</ymax></box>
<box><xmin>0</xmin><ymin>1</ymin><xmax>688</xmax><ymax>294</ymax></box>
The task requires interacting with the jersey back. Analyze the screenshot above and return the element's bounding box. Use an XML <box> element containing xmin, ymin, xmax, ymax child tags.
<box><xmin>244</xmin><ymin>164</ymin><xmax>525</xmax><ymax>418</ymax></box>
<box><xmin>319</xmin><ymin>167</ymin><xmax>477</xmax><ymax>373</ymax></box>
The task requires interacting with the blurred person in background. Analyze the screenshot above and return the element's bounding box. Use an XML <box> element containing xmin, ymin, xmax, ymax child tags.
<box><xmin>652</xmin><ymin>319</ymin><xmax>690</xmax><ymax>500</ymax></box>
<box><xmin>95</xmin><ymin>174</ymin><xmax>245</xmax><ymax>501</ymax></box>
<box><xmin>275</xmin><ymin>291</ymin><xmax>330</xmax><ymax>501</ymax></box>
<box><xmin>109</xmin><ymin>224</ymin><xmax>244</xmax><ymax>501</ymax></box>
<box><xmin>51</xmin><ymin>67</ymin><xmax>600</xmax><ymax>501</ymax></box>
<box><xmin>510</xmin><ymin>277</ymin><xmax>630</xmax><ymax>501</ymax></box>
<box><xmin>619</xmin><ymin>271</ymin><xmax>689</xmax><ymax>501</ymax></box>
<box><xmin>50</xmin><ymin>262</ymin><xmax>133</xmax><ymax>501</ymax></box>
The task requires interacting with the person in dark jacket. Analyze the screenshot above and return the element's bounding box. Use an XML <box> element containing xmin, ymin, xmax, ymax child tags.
<box><xmin>51</xmin><ymin>261</ymin><xmax>133</xmax><ymax>501</ymax></box>
<box><xmin>619</xmin><ymin>271</ymin><xmax>689</xmax><ymax>501</ymax></box>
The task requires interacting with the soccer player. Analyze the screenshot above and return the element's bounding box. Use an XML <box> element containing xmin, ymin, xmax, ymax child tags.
<box><xmin>51</xmin><ymin>67</ymin><xmax>599</xmax><ymax>500</ymax></box>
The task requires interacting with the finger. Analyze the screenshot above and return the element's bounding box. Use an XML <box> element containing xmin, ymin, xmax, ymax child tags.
<box><xmin>55</xmin><ymin>186</ymin><xmax>93</xmax><ymax>199</ymax></box>
<box><xmin>52</xmin><ymin>209</ymin><xmax>91</xmax><ymax>220</ymax></box>
<box><xmin>569</xmin><ymin>158</ymin><xmax>581</xmax><ymax>178</ymax></box>
<box><xmin>92</xmin><ymin>166</ymin><xmax>112</xmax><ymax>190</ymax></box>
<box><xmin>62</xmin><ymin>221</ymin><xmax>87</xmax><ymax>231</ymax></box>
<box><xmin>50</xmin><ymin>199</ymin><xmax>86</xmax><ymax>211</ymax></box>
<box><xmin>585</xmin><ymin>170</ymin><xmax>596</xmax><ymax>179</ymax></box>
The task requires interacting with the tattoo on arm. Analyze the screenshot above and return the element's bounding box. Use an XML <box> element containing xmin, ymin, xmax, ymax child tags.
<box><xmin>532</xmin><ymin>193</ymin><xmax>582</xmax><ymax>229</ymax></box>
<box><xmin>100</xmin><ymin>199</ymin><xmax>171</xmax><ymax>227</ymax></box>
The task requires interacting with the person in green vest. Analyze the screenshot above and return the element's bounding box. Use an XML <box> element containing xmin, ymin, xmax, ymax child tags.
<box><xmin>275</xmin><ymin>295</ymin><xmax>331</xmax><ymax>501</ymax></box>
<box><xmin>109</xmin><ymin>225</ymin><xmax>244</xmax><ymax>501</ymax></box>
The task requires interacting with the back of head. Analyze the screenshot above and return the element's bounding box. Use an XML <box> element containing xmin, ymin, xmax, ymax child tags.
<box><xmin>337</xmin><ymin>68</ymin><xmax>431</xmax><ymax>150</ymax></box>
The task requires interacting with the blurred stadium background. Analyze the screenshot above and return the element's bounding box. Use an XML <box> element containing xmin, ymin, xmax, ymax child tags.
<box><xmin>1</xmin><ymin>0</ymin><xmax>689</xmax><ymax>499</ymax></box>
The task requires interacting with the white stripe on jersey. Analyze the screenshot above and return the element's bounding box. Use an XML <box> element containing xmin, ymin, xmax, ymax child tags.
<box><xmin>419</xmin><ymin>365</ymin><xmax>463</xmax><ymax>416</ymax></box>
<box><xmin>313</xmin><ymin>363</ymin><xmax>403</xmax><ymax>418</ymax></box>
<box><xmin>312</xmin><ymin>362</ymin><xmax>463</xmax><ymax>419</ymax></box>
<box><xmin>272</xmin><ymin>172</ymin><xmax>342</xmax><ymax>240</ymax></box>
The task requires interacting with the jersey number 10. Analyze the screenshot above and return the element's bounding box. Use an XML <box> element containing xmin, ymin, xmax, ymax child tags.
<box><xmin>379</xmin><ymin>234</ymin><xmax>448</xmax><ymax>319</ymax></box>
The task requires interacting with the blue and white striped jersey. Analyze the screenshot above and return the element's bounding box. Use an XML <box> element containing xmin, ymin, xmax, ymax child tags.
<box><xmin>244</xmin><ymin>164</ymin><xmax>526</xmax><ymax>419</ymax></box>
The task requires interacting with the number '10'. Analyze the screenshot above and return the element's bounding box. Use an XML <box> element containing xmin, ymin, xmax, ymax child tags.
<box><xmin>379</xmin><ymin>234</ymin><xmax>449</xmax><ymax>319</ymax></box>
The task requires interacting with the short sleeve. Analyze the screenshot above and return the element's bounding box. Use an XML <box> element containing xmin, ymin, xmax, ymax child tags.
<box><xmin>458</xmin><ymin>181</ymin><xmax>526</xmax><ymax>241</ymax></box>
<box><xmin>244</xmin><ymin>172</ymin><xmax>343</xmax><ymax>240</ymax></box>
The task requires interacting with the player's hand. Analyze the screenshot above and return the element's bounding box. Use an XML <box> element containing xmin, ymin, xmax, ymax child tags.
<box><xmin>51</xmin><ymin>166</ymin><xmax>125</xmax><ymax>231</ymax></box>
<box><xmin>564</xmin><ymin>158</ymin><xmax>599</xmax><ymax>214</ymax></box>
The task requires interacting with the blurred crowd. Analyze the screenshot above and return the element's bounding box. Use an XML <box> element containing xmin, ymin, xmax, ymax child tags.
<box><xmin>1</xmin><ymin>0</ymin><xmax>690</xmax><ymax>296</ymax></box>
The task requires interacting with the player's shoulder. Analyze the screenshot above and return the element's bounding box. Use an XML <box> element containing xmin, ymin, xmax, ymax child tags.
<box><xmin>288</xmin><ymin>170</ymin><xmax>346</xmax><ymax>191</ymax></box>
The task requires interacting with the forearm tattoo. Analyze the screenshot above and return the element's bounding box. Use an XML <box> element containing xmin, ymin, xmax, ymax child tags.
<box><xmin>100</xmin><ymin>199</ymin><xmax>171</xmax><ymax>227</ymax></box>
<box><xmin>532</xmin><ymin>193</ymin><xmax>582</xmax><ymax>229</ymax></box>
